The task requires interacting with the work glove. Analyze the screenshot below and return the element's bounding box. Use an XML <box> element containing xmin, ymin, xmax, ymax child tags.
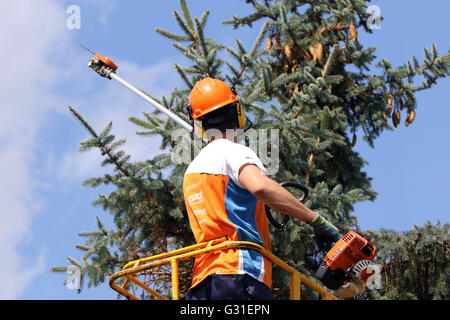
<box><xmin>308</xmin><ymin>214</ymin><xmax>341</xmax><ymax>251</ymax></box>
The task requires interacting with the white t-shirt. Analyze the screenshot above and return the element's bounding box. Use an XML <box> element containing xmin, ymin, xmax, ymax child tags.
<box><xmin>183</xmin><ymin>138</ymin><xmax>272</xmax><ymax>288</ymax></box>
<box><xmin>185</xmin><ymin>138</ymin><xmax>268</xmax><ymax>188</ymax></box>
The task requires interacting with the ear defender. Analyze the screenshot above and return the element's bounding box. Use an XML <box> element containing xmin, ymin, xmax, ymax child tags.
<box><xmin>194</xmin><ymin>119</ymin><xmax>206</xmax><ymax>139</ymax></box>
<box><xmin>230</xmin><ymin>87</ymin><xmax>247</xmax><ymax>129</ymax></box>
<box><xmin>235</xmin><ymin>102</ymin><xmax>247</xmax><ymax>129</ymax></box>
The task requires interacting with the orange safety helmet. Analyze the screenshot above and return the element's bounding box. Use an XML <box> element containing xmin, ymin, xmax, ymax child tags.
<box><xmin>189</xmin><ymin>77</ymin><xmax>239</xmax><ymax>119</ymax></box>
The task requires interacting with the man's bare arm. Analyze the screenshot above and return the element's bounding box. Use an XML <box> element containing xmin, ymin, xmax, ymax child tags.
<box><xmin>238</xmin><ymin>164</ymin><xmax>318</xmax><ymax>223</ymax></box>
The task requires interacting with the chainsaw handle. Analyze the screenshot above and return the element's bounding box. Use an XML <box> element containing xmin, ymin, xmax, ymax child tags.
<box><xmin>265</xmin><ymin>181</ymin><xmax>308</xmax><ymax>229</ymax></box>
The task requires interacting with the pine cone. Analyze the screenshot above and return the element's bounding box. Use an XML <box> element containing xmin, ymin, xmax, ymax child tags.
<box><xmin>349</xmin><ymin>21</ymin><xmax>358</xmax><ymax>43</ymax></box>
<box><xmin>266</xmin><ymin>36</ymin><xmax>272</xmax><ymax>51</ymax></box>
<box><xmin>408</xmin><ymin>110</ymin><xmax>416</xmax><ymax>123</ymax></box>
<box><xmin>387</xmin><ymin>94</ymin><xmax>393</xmax><ymax>115</ymax></box>
<box><xmin>284</xmin><ymin>44</ymin><xmax>293</xmax><ymax>62</ymax></box>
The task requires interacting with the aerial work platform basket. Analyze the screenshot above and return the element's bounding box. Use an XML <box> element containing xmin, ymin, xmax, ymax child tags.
<box><xmin>109</xmin><ymin>237</ymin><xmax>338</xmax><ymax>300</ymax></box>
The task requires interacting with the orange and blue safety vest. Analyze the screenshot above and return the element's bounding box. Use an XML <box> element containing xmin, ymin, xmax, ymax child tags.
<box><xmin>183</xmin><ymin>138</ymin><xmax>272</xmax><ymax>289</ymax></box>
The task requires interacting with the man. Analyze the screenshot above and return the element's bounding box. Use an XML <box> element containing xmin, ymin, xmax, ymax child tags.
<box><xmin>183</xmin><ymin>77</ymin><xmax>340</xmax><ymax>300</ymax></box>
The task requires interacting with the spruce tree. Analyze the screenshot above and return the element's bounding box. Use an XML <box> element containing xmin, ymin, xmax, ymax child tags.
<box><xmin>362</xmin><ymin>221</ymin><xmax>449</xmax><ymax>300</ymax></box>
<box><xmin>51</xmin><ymin>0</ymin><xmax>449</xmax><ymax>299</ymax></box>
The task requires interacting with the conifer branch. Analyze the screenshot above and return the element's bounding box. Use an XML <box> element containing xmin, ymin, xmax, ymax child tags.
<box><xmin>173</xmin><ymin>10</ymin><xmax>195</xmax><ymax>41</ymax></box>
<box><xmin>250</xmin><ymin>20</ymin><xmax>270</xmax><ymax>57</ymax></box>
<box><xmin>69</xmin><ymin>106</ymin><xmax>98</xmax><ymax>138</ymax></box>
<box><xmin>199</xmin><ymin>10</ymin><xmax>210</xmax><ymax>29</ymax></box>
<box><xmin>322</xmin><ymin>44</ymin><xmax>339</xmax><ymax>78</ymax></box>
<box><xmin>179</xmin><ymin>0</ymin><xmax>194</xmax><ymax>32</ymax></box>
<box><xmin>154</xmin><ymin>28</ymin><xmax>191</xmax><ymax>42</ymax></box>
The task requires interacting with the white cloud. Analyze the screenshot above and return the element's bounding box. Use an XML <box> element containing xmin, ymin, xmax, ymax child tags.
<box><xmin>0</xmin><ymin>0</ymin><xmax>69</xmax><ymax>299</ymax></box>
<box><xmin>0</xmin><ymin>0</ymin><xmax>179</xmax><ymax>298</ymax></box>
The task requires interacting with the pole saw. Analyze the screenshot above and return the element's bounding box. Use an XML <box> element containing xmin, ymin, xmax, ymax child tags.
<box><xmin>82</xmin><ymin>46</ymin><xmax>381</xmax><ymax>299</ymax></box>
<box><xmin>81</xmin><ymin>44</ymin><xmax>289</xmax><ymax>229</ymax></box>
<box><xmin>80</xmin><ymin>44</ymin><xmax>193</xmax><ymax>132</ymax></box>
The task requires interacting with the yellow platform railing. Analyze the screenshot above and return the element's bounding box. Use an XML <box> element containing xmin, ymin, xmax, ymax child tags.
<box><xmin>109</xmin><ymin>237</ymin><xmax>338</xmax><ymax>300</ymax></box>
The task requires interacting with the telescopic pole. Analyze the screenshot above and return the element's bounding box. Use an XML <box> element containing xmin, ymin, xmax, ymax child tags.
<box><xmin>82</xmin><ymin>45</ymin><xmax>193</xmax><ymax>133</ymax></box>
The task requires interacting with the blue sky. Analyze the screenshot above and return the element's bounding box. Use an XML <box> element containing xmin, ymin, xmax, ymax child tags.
<box><xmin>0</xmin><ymin>0</ymin><xmax>448</xmax><ymax>300</ymax></box>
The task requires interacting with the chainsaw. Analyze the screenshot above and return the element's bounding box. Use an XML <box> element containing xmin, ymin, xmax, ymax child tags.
<box><xmin>267</xmin><ymin>182</ymin><xmax>381</xmax><ymax>299</ymax></box>
<box><xmin>315</xmin><ymin>230</ymin><xmax>381</xmax><ymax>298</ymax></box>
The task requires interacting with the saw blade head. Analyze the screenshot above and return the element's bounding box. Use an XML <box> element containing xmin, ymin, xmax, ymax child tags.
<box><xmin>351</xmin><ymin>259</ymin><xmax>380</xmax><ymax>284</ymax></box>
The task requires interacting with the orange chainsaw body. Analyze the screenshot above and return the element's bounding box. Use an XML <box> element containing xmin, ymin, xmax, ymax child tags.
<box><xmin>325</xmin><ymin>231</ymin><xmax>376</xmax><ymax>270</ymax></box>
<box><xmin>316</xmin><ymin>231</ymin><xmax>377</xmax><ymax>290</ymax></box>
